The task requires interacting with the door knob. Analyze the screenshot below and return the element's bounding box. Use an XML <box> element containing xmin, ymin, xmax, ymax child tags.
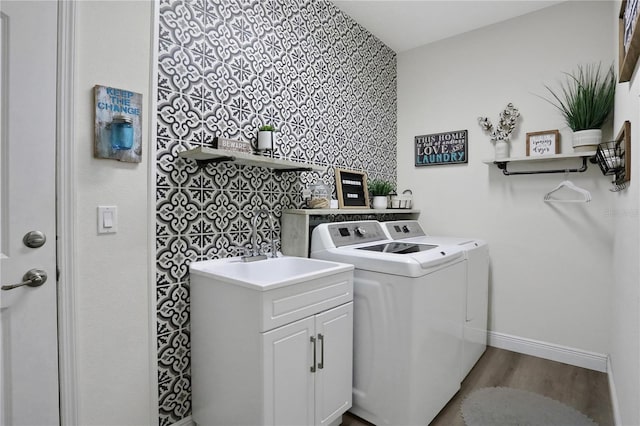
<box><xmin>1</xmin><ymin>269</ymin><xmax>48</xmax><ymax>291</ymax></box>
<box><xmin>23</xmin><ymin>230</ymin><xmax>46</xmax><ymax>248</ymax></box>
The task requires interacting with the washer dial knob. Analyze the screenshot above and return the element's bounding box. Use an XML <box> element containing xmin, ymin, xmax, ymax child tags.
<box><xmin>354</xmin><ymin>226</ymin><xmax>366</xmax><ymax>237</ymax></box>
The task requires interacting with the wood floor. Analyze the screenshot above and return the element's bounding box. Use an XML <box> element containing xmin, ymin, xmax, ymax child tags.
<box><xmin>341</xmin><ymin>346</ymin><xmax>614</xmax><ymax>426</ymax></box>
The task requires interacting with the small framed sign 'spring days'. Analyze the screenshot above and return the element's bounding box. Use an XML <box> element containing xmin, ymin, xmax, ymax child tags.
<box><xmin>526</xmin><ymin>130</ymin><xmax>560</xmax><ymax>156</ymax></box>
<box><xmin>415</xmin><ymin>130</ymin><xmax>468</xmax><ymax>167</ymax></box>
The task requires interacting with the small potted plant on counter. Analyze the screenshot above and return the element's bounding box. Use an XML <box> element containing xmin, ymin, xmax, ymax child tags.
<box><xmin>368</xmin><ymin>179</ymin><xmax>394</xmax><ymax>210</ymax></box>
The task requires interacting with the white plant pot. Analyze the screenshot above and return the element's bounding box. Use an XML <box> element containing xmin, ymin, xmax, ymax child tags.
<box><xmin>494</xmin><ymin>140</ymin><xmax>510</xmax><ymax>160</ymax></box>
<box><xmin>257</xmin><ymin>130</ymin><xmax>274</xmax><ymax>151</ymax></box>
<box><xmin>572</xmin><ymin>129</ymin><xmax>601</xmax><ymax>152</ymax></box>
<box><xmin>372</xmin><ymin>196</ymin><xmax>388</xmax><ymax>209</ymax></box>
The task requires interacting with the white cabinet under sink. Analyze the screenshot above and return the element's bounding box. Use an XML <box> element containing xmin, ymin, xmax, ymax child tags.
<box><xmin>263</xmin><ymin>303</ymin><xmax>353</xmax><ymax>426</ymax></box>
<box><xmin>189</xmin><ymin>256</ymin><xmax>354</xmax><ymax>426</ymax></box>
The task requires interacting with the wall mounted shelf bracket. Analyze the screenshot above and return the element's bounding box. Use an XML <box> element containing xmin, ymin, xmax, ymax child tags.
<box><xmin>272</xmin><ymin>167</ymin><xmax>316</xmax><ymax>174</ymax></box>
<box><xmin>494</xmin><ymin>156</ymin><xmax>591</xmax><ymax>176</ymax></box>
<box><xmin>194</xmin><ymin>156</ymin><xmax>317</xmax><ymax>173</ymax></box>
<box><xmin>195</xmin><ymin>156</ymin><xmax>235</xmax><ymax>168</ymax></box>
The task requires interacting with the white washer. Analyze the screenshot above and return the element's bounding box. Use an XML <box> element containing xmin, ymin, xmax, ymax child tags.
<box><xmin>310</xmin><ymin>220</ymin><xmax>466</xmax><ymax>426</ymax></box>
<box><xmin>382</xmin><ymin>220</ymin><xmax>489</xmax><ymax>382</ymax></box>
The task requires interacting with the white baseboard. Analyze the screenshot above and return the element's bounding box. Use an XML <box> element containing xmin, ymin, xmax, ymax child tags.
<box><xmin>488</xmin><ymin>331</ymin><xmax>608</xmax><ymax>372</ymax></box>
<box><xmin>171</xmin><ymin>416</ymin><xmax>195</xmax><ymax>426</ymax></box>
<box><xmin>607</xmin><ymin>356</ymin><xmax>622</xmax><ymax>426</ymax></box>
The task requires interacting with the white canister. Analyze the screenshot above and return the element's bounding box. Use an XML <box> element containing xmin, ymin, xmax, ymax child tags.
<box><xmin>494</xmin><ymin>140</ymin><xmax>510</xmax><ymax>160</ymax></box>
<box><xmin>400</xmin><ymin>189</ymin><xmax>413</xmax><ymax>209</ymax></box>
<box><xmin>257</xmin><ymin>130</ymin><xmax>274</xmax><ymax>151</ymax></box>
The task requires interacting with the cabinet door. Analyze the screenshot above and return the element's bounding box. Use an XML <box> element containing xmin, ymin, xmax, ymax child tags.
<box><xmin>314</xmin><ymin>302</ymin><xmax>354</xmax><ymax>426</ymax></box>
<box><xmin>263</xmin><ymin>316</ymin><xmax>315</xmax><ymax>426</ymax></box>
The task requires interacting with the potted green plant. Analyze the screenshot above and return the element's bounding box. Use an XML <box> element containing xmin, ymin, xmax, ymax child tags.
<box><xmin>368</xmin><ymin>179</ymin><xmax>394</xmax><ymax>209</ymax></box>
<box><xmin>543</xmin><ymin>63</ymin><xmax>616</xmax><ymax>152</ymax></box>
<box><xmin>257</xmin><ymin>125</ymin><xmax>277</xmax><ymax>152</ymax></box>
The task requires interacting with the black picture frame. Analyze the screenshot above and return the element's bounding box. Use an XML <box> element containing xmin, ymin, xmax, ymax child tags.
<box><xmin>415</xmin><ymin>129</ymin><xmax>468</xmax><ymax>167</ymax></box>
<box><xmin>335</xmin><ymin>168</ymin><xmax>369</xmax><ymax>209</ymax></box>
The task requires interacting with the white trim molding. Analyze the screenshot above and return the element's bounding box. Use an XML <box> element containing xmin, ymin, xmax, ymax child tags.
<box><xmin>607</xmin><ymin>356</ymin><xmax>622</xmax><ymax>426</ymax></box>
<box><xmin>488</xmin><ymin>331</ymin><xmax>608</xmax><ymax>372</ymax></box>
<box><xmin>56</xmin><ymin>0</ymin><xmax>78</xmax><ymax>424</ymax></box>
<box><xmin>148</xmin><ymin>0</ymin><xmax>160</xmax><ymax>423</ymax></box>
<box><xmin>171</xmin><ymin>416</ymin><xmax>195</xmax><ymax>426</ymax></box>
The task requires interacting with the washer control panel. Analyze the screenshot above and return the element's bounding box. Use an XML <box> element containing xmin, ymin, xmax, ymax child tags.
<box><xmin>326</xmin><ymin>221</ymin><xmax>387</xmax><ymax>247</ymax></box>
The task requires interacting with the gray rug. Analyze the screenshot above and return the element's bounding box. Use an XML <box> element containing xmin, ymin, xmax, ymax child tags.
<box><xmin>461</xmin><ymin>387</ymin><xmax>598</xmax><ymax>426</ymax></box>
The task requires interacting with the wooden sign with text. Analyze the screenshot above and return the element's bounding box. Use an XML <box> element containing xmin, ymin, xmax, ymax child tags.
<box><xmin>213</xmin><ymin>137</ymin><xmax>252</xmax><ymax>153</ymax></box>
<box><xmin>526</xmin><ymin>130</ymin><xmax>560</xmax><ymax>156</ymax></box>
<box><xmin>94</xmin><ymin>85</ymin><xmax>142</xmax><ymax>163</ymax></box>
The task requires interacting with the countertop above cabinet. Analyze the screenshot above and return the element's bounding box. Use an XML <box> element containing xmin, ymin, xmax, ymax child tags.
<box><xmin>281</xmin><ymin>208</ymin><xmax>421</xmax><ymax>258</ymax></box>
<box><xmin>283</xmin><ymin>208</ymin><xmax>421</xmax><ymax>216</ymax></box>
<box><xmin>178</xmin><ymin>146</ymin><xmax>325</xmax><ymax>172</ymax></box>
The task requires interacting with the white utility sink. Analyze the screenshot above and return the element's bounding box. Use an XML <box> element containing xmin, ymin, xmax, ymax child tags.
<box><xmin>189</xmin><ymin>255</ymin><xmax>354</xmax><ymax>290</ymax></box>
<box><xmin>190</xmin><ymin>254</ymin><xmax>355</xmax><ymax>426</ymax></box>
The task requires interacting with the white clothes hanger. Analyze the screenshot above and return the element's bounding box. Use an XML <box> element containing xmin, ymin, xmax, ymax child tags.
<box><xmin>543</xmin><ymin>179</ymin><xmax>592</xmax><ymax>203</ymax></box>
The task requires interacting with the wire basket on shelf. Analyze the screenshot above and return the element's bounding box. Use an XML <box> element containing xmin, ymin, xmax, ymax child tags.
<box><xmin>595</xmin><ymin>140</ymin><xmax>624</xmax><ymax>176</ymax></box>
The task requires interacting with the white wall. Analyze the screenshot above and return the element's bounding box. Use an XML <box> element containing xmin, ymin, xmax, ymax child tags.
<box><xmin>398</xmin><ymin>2</ymin><xmax>615</xmax><ymax>355</ymax></box>
<box><xmin>74</xmin><ymin>1</ymin><xmax>154</xmax><ymax>424</ymax></box>
<box><xmin>610</xmin><ymin>1</ymin><xmax>640</xmax><ymax>424</ymax></box>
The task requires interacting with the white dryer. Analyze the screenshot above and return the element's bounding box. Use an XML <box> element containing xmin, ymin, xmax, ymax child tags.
<box><xmin>310</xmin><ymin>220</ymin><xmax>466</xmax><ymax>426</ymax></box>
<box><xmin>382</xmin><ymin>220</ymin><xmax>489</xmax><ymax>382</ymax></box>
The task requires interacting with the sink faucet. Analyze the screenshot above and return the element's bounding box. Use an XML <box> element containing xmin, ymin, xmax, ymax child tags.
<box><xmin>245</xmin><ymin>208</ymin><xmax>278</xmax><ymax>261</ymax></box>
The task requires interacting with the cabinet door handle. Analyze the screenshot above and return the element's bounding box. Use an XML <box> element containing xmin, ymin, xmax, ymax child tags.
<box><xmin>317</xmin><ymin>333</ymin><xmax>324</xmax><ymax>369</ymax></box>
<box><xmin>310</xmin><ymin>336</ymin><xmax>316</xmax><ymax>373</ymax></box>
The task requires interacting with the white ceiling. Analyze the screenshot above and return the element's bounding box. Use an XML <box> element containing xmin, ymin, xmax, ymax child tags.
<box><xmin>330</xmin><ymin>1</ymin><xmax>565</xmax><ymax>52</ymax></box>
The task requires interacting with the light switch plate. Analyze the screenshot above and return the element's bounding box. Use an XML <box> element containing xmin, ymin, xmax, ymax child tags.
<box><xmin>98</xmin><ymin>206</ymin><xmax>117</xmax><ymax>234</ymax></box>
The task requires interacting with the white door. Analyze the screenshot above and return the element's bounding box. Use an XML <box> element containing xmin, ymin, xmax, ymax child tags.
<box><xmin>263</xmin><ymin>316</ymin><xmax>315</xmax><ymax>426</ymax></box>
<box><xmin>0</xmin><ymin>1</ymin><xmax>59</xmax><ymax>425</ymax></box>
<box><xmin>315</xmin><ymin>303</ymin><xmax>353</xmax><ymax>426</ymax></box>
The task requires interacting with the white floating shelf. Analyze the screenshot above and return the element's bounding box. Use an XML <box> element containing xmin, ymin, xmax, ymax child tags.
<box><xmin>482</xmin><ymin>151</ymin><xmax>596</xmax><ymax>164</ymax></box>
<box><xmin>482</xmin><ymin>151</ymin><xmax>597</xmax><ymax>176</ymax></box>
<box><xmin>178</xmin><ymin>147</ymin><xmax>325</xmax><ymax>172</ymax></box>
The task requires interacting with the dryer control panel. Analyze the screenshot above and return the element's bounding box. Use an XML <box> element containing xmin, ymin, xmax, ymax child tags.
<box><xmin>383</xmin><ymin>220</ymin><xmax>426</xmax><ymax>240</ymax></box>
<box><xmin>326</xmin><ymin>221</ymin><xmax>387</xmax><ymax>247</ymax></box>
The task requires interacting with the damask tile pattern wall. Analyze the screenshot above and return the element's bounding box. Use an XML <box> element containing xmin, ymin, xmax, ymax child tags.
<box><xmin>156</xmin><ymin>0</ymin><xmax>396</xmax><ymax>424</ymax></box>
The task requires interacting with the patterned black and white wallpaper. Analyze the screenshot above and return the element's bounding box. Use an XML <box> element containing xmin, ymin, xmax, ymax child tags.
<box><xmin>155</xmin><ymin>0</ymin><xmax>396</xmax><ymax>424</ymax></box>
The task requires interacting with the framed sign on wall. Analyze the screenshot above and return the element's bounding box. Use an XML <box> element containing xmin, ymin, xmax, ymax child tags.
<box><xmin>620</xmin><ymin>0</ymin><xmax>640</xmax><ymax>82</ymax></box>
<box><xmin>415</xmin><ymin>130</ymin><xmax>468</xmax><ymax>167</ymax></box>
<box><xmin>335</xmin><ymin>168</ymin><xmax>369</xmax><ymax>208</ymax></box>
<box><xmin>94</xmin><ymin>84</ymin><xmax>143</xmax><ymax>163</ymax></box>
<box><xmin>526</xmin><ymin>130</ymin><xmax>560</xmax><ymax>156</ymax></box>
